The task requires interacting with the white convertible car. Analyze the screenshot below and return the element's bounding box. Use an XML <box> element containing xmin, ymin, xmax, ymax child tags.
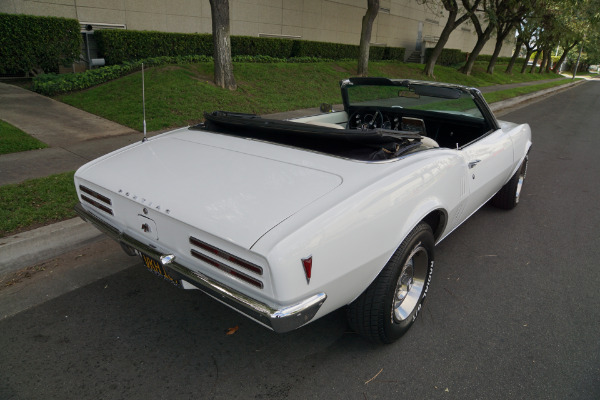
<box><xmin>74</xmin><ymin>77</ymin><xmax>531</xmax><ymax>343</ymax></box>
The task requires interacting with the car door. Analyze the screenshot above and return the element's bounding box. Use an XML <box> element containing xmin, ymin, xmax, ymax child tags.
<box><xmin>460</xmin><ymin>127</ymin><xmax>514</xmax><ymax>217</ymax></box>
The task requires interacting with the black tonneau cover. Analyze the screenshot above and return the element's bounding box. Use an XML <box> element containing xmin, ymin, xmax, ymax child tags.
<box><xmin>191</xmin><ymin>111</ymin><xmax>426</xmax><ymax>161</ymax></box>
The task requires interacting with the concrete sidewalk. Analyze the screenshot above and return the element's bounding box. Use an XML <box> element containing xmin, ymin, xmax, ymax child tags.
<box><xmin>0</xmin><ymin>76</ymin><xmax>592</xmax><ymax>276</ymax></box>
<box><xmin>0</xmin><ymin>83</ymin><xmax>159</xmax><ymax>185</ymax></box>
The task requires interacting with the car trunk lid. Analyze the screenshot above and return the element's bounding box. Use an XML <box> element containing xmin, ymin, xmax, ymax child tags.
<box><xmin>76</xmin><ymin>129</ymin><xmax>343</xmax><ymax>250</ymax></box>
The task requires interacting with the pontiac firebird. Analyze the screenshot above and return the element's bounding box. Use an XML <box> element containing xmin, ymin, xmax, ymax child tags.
<box><xmin>74</xmin><ymin>77</ymin><xmax>531</xmax><ymax>343</ymax></box>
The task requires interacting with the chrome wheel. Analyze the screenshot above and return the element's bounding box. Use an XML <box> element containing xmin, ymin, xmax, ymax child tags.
<box><xmin>348</xmin><ymin>222</ymin><xmax>434</xmax><ymax>343</ymax></box>
<box><xmin>515</xmin><ymin>157</ymin><xmax>528</xmax><ymax>204</ymax></box>
<box><xmin>392</xmin><ymin>243</ymin><xmax>429</xmax><ymax>323</ymax></box>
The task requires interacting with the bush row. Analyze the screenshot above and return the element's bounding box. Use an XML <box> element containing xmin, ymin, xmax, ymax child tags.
<box><xmin>31</xmin><ymin>54</ymin><xmax>341</xmax><ymax>96</ymax></box>
<box><xmin>425</xmin><ymin>48</ymin><xmax>526</xmax><ymax>66</ymax></box>
<box><xmin>475</xmin><ymin>54</ymin><xmax>526</xmax><ymax>64</ymax></box>
<box><xmin>424</xmin><ymin>48</ymin><xmax>466</xmax><ymax>66</ymax></box>
<box><xmin>0</xmin><ymin>13</ymin><xmax>81</xmax><ymax>74</ymax></box>
<box><xmin>95</xmin><ymin>29</ymin><xmax>405</xmax><ymax>65</ymax></box>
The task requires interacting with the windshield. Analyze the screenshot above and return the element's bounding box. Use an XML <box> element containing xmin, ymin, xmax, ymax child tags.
<box><xmin>345</xmin><ymin>83</ymin><xmax>485</xmax><ymax>120</ymax></box>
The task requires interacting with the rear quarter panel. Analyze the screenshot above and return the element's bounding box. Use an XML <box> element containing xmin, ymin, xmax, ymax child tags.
<box><xmin>251</xmin><ymin>149</ymin><xmax>468</xmax><ymax>320</ymax></box>
<box><xmin>500</xmin><ymin>120</ymin><xmax>532</xmax><ymax>174</ymax></box>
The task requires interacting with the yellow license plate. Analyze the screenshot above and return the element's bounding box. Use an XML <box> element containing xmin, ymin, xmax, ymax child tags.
<box><xmin>140</xmin><ymin>253</ymin><xmax>180</xmax><ymax>286</ymax></box>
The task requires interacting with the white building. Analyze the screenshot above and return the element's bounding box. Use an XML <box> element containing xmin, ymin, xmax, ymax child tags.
<box><xmin>0</xmin><ymin>0</ymin><xmax>514</xmax><ymax>60</ymax></box>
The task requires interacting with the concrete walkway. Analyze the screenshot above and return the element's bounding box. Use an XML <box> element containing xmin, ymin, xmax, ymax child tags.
<box><xmin>0</xmin><ymin>83</ymin><xmax>142</xmax><ymax>185</ymax></box>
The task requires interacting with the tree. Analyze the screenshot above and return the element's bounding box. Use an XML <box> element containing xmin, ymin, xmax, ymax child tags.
<box><xmin>486</xmin><ymin>0</ymin><xmax>536</xmax><ymax>74</ymax></box>
<box><xmin>528</xmin><ymin>49</ymin><xmax>542</xmax><ymax>72</ymax></box>
<box><xmin>357</xmin><ymin>0</ymin><xmax>380</xmax><ymax>77</ymax></box>
<box><xmin>460</xmin><ymin>0</ymin><xmax>498</xmax><ymax>75</ymax></box>
<box><xmin>552</xmin><ymin>39</ymin><xmax>579</xmax><ymax>72</ymax></box>
<box><xmin>504</xmin><ymin>32</ymin><xmax>524</xmax><ymax>73</ymax></box>
<box><xmin>423</xmin><ymin>0</ymin><xmax>481</xmax><ymax>77</ymax></box>
<box><xmin>209</xmin><ymin>0</ymin><xmax>236</xmax><ymax>90</ymax></box>
<box><xmin>537</xmin><ymin>48</ymin><xmax>548</xmax><ymax>71</ymax></box>
<box><xmin>515</xmin><ymin>17</ymin><xmax>543</xmax><ymax>73</ymax></box>
<box><xmin>486</xmin><ymin>21</ymin><xmax>516</xmax><ymax>74</ymax></box>
<box><xmin>520</xmin><ymin>27</ymin><xmax>540</xmax><ymax>72</ymax></box>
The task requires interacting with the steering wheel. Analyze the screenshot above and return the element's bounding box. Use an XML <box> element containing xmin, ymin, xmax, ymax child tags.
<box><xmin>348</xmin><ymin>110</ymin><xmax>385</xmax><ymax>130</ymax></box>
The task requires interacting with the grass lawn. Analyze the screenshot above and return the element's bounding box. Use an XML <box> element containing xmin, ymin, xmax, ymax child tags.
<box><xmin>0</xmin><ymin>120</ymin><xmax>47</xmax><ymax>155</ymax></box>
<box><xmin>58</xmin><ymin>60</ymin><xmax>563</xmax><ymax>132</ymax></box>
<box><xmin>0</xmin><ymin>171</ymin><xmax>78</xmax><ymax>238</ymax></box>
<box><xmin>483</xmin><ymin>79</ymin><xmax>578</xmax><ymax>103</ymax></box>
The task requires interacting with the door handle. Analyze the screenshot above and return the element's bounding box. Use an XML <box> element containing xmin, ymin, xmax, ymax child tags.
<box><xmin>468</xmin><ymin>159</ymin><xmax>481</xmax><ymax>169</ymax></box>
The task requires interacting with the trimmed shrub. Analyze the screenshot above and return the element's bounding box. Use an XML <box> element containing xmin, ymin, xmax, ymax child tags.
<box><xmin>384</xmin><ymin>46</ymin><xmax>406</xmax><ymax>61</ymax></box>
<box><xmin>425</xmin><ymin>48</ymin><xmax>466</xmax><ymax>66</ymax></box>
<box><xmin>290</xmin><ymin>40</ymin><xmax>358</xmax><ymax>59</ymax></box>
<box><xmin>95</xmin><ymin>29</ymin><xmax>405</xmax><ymax>64</ymax></box>
<box><xmin>474</xmin><ymin>55</ymin><xmax>524</xmax><ymax>64</ymax></box>
<box><xmin>95</xmin><ymin>30</ymin><xmax>212</xmax><ymax>65</ymax></box>
<box><xmin>231</xmin><ymin>36</ymin><xmax>294</xmax><ymax>58</ymax></box>
<box><xmin>32</xmin><ymin>55</ymin><xmax>211</xmax><ymax>96</ymax></box>
<box><xmin>0</xmin><ymin>13</ymin><xmax>81</xmax><ymax>74</ymax></box>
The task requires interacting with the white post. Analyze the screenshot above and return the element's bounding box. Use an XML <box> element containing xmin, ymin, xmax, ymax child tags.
<box><xmin>142</xmin><ymin>63</ymin><xmax>147</xmax><ymax>141</ymax></box>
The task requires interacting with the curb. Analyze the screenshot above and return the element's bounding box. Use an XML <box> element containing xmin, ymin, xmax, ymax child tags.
<box><xmin>0</xmin><ymin>217</ymin><xmax>103</xmax><ymax>276</ymax></box>
<box><xmin>489</xmin><ymin>79</ymin><xmax>585</xmax><ymax>114</ymax></box>
<box><xmin>0</xmin><ymin>78</ymin><xmax>589</xmax><ymax>278</ymax></box>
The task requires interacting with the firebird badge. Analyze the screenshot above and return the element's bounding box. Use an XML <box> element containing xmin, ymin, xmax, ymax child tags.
<box><xmin>301</xmin><ymin>256</ymin><xmax>313</xmax><ymax>284</ymax></box>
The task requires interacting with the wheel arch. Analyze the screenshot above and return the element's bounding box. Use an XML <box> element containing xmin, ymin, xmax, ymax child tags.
<box><xmin>421</xmin><ymin>208</ymin><xmax>448</xmax><ymax>243</ymax></box>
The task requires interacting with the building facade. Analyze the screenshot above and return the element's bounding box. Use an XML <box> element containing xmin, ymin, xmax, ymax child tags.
<box><xmin>0</xmin><ymin>0</ymin><xmax>514</xmax><ymax>59</ymax></box>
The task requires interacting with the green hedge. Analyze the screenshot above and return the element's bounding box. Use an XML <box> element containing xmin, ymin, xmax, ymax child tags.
<box><xmin>425</xmin><ymin>48</ymin><xmax>466</xmax><ymax>66</ymax></box>
<box><xmin>95</xmin><ymin>30</ymin><xmax>212</xmax><ymax>65</ymax></box>
<box><xmin>475</xmin><ymin>54</ymin><xmax>524</xmax><ymax>63</ymax></box>
<box><xmin>425</xmin><ymin>48</ymin><xmax>526</xmax><ymax>66</ymax></box>
<box><xmin>95</xmin><ymin>29</ymin><xmax>405</xmax><ymax>64</ymax></box>
<box><xmin>32</xmin><ymin>55</ymin><xmax>210</xmax><ymax>96</ymax></box>
<box><xmin>0</xmin><ymin>13</ymin><xmax>81</xmax><ymax>74</ymax></box>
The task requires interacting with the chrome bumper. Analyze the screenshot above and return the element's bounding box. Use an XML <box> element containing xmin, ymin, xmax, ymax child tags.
<box><xmin>74</xmin><ymin>203</ymin><xmax>326</xmax><ymax>333</ymax></box>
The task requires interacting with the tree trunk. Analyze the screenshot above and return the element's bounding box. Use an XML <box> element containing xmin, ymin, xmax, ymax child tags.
<box><xmin>529</xmin><ymin>50</ymin><xmax>541</xmax><ymax>73</ymax></box>
<box><xmin>505</xmin><ymin>36</ymin><xmax>524</xmax><ymax>74</ymax></box>
<box><xmin>424</xmin><ymin>0</ymin><xmax>480</xmax><ymax>77</ymax></box>
<box><xmin>552</xmin><ymin>41</ymin><xmax>578</xmax><ymax>73</ymax></box>
<box><xmin>538</xmin><ymin>50</ymin><xmax>547</xmax><ymax>72</ymax></box>
<box><xmin>486</xmin><ymin>28</ymin><xmax>511</xmax><ymax>74</ymax></box>
<box><xmin>357</xmin><ymin>0</ymin><xmax>380</xmax><ymax>77</ymax></box>
<box><xmin>461</xmin><ymin>25</ymin><xmax>493</xmax><ymax>75</ymax></box>
<box><xmin>424</xmin><ymin>11</ymin><xmax>458</xmax><ymax>77</ymax></box>
<box><xmin>521</xmin><ymin>49</ymin><xmax>534</xmax><ymax>73</ymax></box>
<box><xmin>210</xmin><ymin>0</ymin><xmax>236</xmax><ymax>90</ymax></box>
<box><xmin>545</xmin><ymin>52</ymin><xmax>552</xmax><ymax>73</ymax></box>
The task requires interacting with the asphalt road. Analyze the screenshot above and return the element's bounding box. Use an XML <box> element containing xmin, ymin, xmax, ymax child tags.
<box><xmin>1</xmin><ymin>81</ymin><xmax>599</xmax><ymax>400</ymax></box>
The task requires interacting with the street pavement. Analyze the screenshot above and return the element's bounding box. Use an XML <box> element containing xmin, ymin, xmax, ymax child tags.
<box><xmin>0</xmin><ymin>78</ymin><xmax>598</xmax><ymax>400</ymax></box>
<box><xmin>0</xmin><ymin>77</ymin><xmax>591</xmax><ymax>276</ymax></box>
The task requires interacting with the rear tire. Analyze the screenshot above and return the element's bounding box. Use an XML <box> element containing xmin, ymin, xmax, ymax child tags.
<box><xmin>491</xmin><ymin>155</ymin><xmax>528</xmax><ymax>210</ymax></box>
<box><xmin>347</xmin><ymin>222</ymin><xmax>435</xmax><ymax>344</ymax></box>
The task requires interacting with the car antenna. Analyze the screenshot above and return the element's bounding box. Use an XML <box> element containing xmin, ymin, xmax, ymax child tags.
<box><xmin>142</xmin><ymin>62</ymin><xmax>147</xmax><ymax>142</ymax></box>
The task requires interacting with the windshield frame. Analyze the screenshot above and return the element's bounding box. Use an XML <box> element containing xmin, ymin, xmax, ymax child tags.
<box><xmin>340</xmin><ymin>78</ymin><xmax>499</xmax><ymax>130</ymax></box>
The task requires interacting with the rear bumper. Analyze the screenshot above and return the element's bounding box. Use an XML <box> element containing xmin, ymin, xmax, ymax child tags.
<box><xmin>74</xmin><ymin>203</ymin><xmax>327</xmax><ymax>333</ymax></box>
